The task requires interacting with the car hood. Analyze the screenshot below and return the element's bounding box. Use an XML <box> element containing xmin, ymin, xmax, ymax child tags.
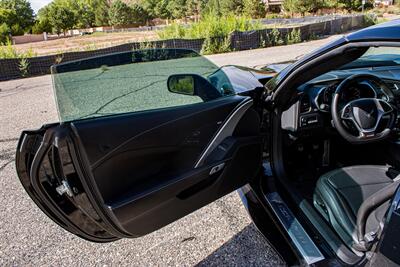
<box><xmin>262</xmin><ymin>62</ymin><xmax>294</xmax><ymax>73</ymax></box>
<box><xmin>217</xmin><ymin>65</ymin><xmax>277</xmax><ymax>94</ymax></box>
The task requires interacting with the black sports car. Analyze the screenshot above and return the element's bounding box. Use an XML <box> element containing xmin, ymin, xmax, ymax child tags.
<box><xmin>16</xmin><ymin>20</ymin><xmax>400</xmax><ymax>266</ymax></box>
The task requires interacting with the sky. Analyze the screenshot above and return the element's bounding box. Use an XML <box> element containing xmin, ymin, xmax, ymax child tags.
<box><xmin>29</xmin><ymin>0</ymin><xmax>52</xmax><ymax>13</ymax></box>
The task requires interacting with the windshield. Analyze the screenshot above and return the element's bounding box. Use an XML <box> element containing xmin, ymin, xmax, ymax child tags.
<box><xmin>341</xmin><ymin>47</ymin><xmax>400</xmax><ymax>70</ymax></box>
<box><xmin>51</xmin><ymin>49</ymin><xmax>221</xmax><ymax>122</ymax></box>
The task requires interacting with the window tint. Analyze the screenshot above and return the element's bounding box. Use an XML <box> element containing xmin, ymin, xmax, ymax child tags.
<box><xmin>52</xmin><ymin>49</ymin><xmax>228</xmax><ymax>122</ymax></box>
<box><xmin>341</xmin><ymin>47</ymin><xmax>400</xmax><ymax>70</ymax></box>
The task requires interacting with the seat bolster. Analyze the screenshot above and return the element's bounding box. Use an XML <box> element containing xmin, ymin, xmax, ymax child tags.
<box><xmin>314</xmin><ymin>175</ymin><xmax>359</xmax><ymax>246</ymax></box>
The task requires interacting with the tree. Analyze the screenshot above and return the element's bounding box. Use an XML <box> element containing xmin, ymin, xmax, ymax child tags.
<box><xmin>297</xmin><ymin>0</ymin><xmax>322</xmax><ymax>15</ymax></box>
<box><xmin>109</xmin><ymin>0</ymin><xmax>132</xmax><ymax>26</ymax></box>
<box><xmin>0</xmin><ymin>7</ymin><xmax>12</xmax><ymax>24</ymax></box>
<box><xmin>243</xmin><ymin>0</ymin><xmax>266</xmax><ymax>18</ymax></box>
<box><xmin>167</xmin><ymin>0</ymin><xmax>187</xmax><ymax>19</ymax></box>
<box><xmin>220</xmin><ymin>0</ymin><xmax>243</xmax><ymax>15</ymax></box>
<box><xmin>108</xmin><ymin>0</ymin><xmax>146</xmax><ymax>26</ymax></box>
<box><xmin>48</xmin><ymin>0</ymin><xmax>76</xmax><ymax>35</ymax></box>
<box><xmin>130</xmin><ymin>3</ymin><xmax>147</xmax><ymax>24</ymax></box>
<box><xmin>141</xmin><ymin>0</ymin><xmax>156</xmax><ymax>19</ymax></box>
<box><xmin>70</xmin><ymin>0</ymin><xmax>112</xmax><ymax>28</ymax></box>
<box><xmin>202</xmin><ymin>0</ymin><xmax>222</xmax><ymax>16</ymax></box>
<box><xmin>32</xmin><ymin>6</ymin><xmax>53</xmax><ymax>33</ymax></box>
<box><xmin>93</xmin><ymin>0</ymin><xmax>110</xmax><ymax>26</ymax></box>
<box><xmin>283</xmin><ymin>0</ymin><xmax>323</xmax><ymax>16</ymax></box>
<box><xmin>0</xmin><ymin>0</ymin><xmax>34</xmax><ymax>34</ymax></box>
<box><xmin>155</xmin><ymin>0</ymin><xmax>172</xmax><ymax>19</ymax></box>
<box><xmin>339</xmin><ymin>0</ymin><xmax>373</xmax><ymax>12</ymax></box>
<box><xmin>282</xmin><ymin>0</ymin><xmax>297</xmax><ymax>16</ymax></box>
<box><xmin>323</xmin><ymin>0</ymin><xmax>344</xmax><ymax>11</ymax></box>
<box><xmin>72</xmin><ymin>0</ymin><xmax>97</xmax><ymax>28</ymax></box>
<box><xmin>185</xmin><ymin>0</ymin><xmax>201</xmax><ymax>19</ymax></box>
<box><xmin>338</xmin><ymin>0</ymin><xmax>362</xmax><ymax>12</ymax></box>
<box><xmin>0</xmin><ymin>22</ymin><xmax>10</xmax><ymax>42</ymax></box>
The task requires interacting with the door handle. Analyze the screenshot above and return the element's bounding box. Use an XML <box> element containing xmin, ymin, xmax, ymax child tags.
<box><xmin>209</xmin><ymin>163</ymin><xmax>225</xmax><ymax>175</ymax></box>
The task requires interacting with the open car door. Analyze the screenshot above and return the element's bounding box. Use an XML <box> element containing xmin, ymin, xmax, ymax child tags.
<box><xmin>16</xmin><ymin>49</ymin><xmax>264</xmax><ymax>242</ymax></box>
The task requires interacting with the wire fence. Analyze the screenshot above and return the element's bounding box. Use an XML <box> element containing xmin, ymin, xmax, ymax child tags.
<box><xmin>0</xmin><ymin>15</ymin><xmax>369</xmax><ymax>81</ymax></box>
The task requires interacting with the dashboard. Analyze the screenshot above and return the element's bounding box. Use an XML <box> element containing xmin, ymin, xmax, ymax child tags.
<box><xmin>281</xmin><ymin>69</ymin><xmax>400</xmax><ymax>133</ymax></box>
<box><xmin>313</xmin><ymin>81</ymin><xmax>378</xmax><ymax>113</ymax></box>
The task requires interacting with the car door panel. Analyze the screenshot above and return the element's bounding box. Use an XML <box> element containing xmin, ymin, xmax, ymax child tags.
<box><xmin>17</xmin><ymin>95</ymin><xmax>263</xmax><ymax>241</ymax></box>
<box><xmin>103</xmin><ymin>135</ymin><xmax>261</xmax><ymax>236</ymax></box>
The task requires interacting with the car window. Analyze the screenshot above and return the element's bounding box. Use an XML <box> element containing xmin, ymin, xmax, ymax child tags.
<box><xmin>341</xmin><ymin>47</ymin><xmax>400</xmax><ymax>70</ymax></box>
<box><xmin>51</xmin><ymin>49</ymin><xmax>231</xmax><ymax>122</ymax></box>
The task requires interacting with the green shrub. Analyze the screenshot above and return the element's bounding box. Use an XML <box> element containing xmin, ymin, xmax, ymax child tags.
<box><xmin>158</xmin><ymin>13</ymin><xmax>262</xmax><ymax>55</ymax></box>
<box><xmin>54</xmin><ymin>53</ymin><xmax>64</xmax><ymax>64</ymax></box>
<box><xmin>0</xmin><ymin>40</ymin><xmax>37</xmax><ymax>59</ymax></box>
<box><xmin>286</xmin><ymin>28</ymin><xmax>302</xmax><ymax>45</ymax></box>
<box><xmin>259</xmin><ymin>34</ymin><xmax>267</xmax><ymax>48</ymax></box>
<box><xmin>18</xmin><ymin>57</ymin><xmax>30</xmax><ymax>77</ymax></box>
<box><xmin>364</xmin><ymin>13</ymin><xmax>377</xmax><ymax>26</ymax></box>
<box><xmin>201</xmin><ymin>36</ymin><xmax>231</xmax><ymax>55</ymax></box>
<box><xmin>157</xmin><ymin>23</ymin><xmax>186</xmax><ymax>39</ymax></box>
<box><xmin>265</xmin><ymin>13</ymin><xmax>282</xmax><ymax>19</ymax></box>
<box><xmin>158</xmin><ymin>13</ymin><xmax>263</xmax><ymax>40</ymax></box>
<box><xmin>11</xmin><ymin>24</ymin><xmax>24</xmax><ymax>36</ymax></box>
<box><xmin>0</xmin><ymin>23</ymin><xmax>11</xmax><ymax>43</ymax></box>
<box><xmin>268</xmin><ymin>28</ymin><xmax>284</xmax><ymax>46</ymax></box>
<box><xmin>308</xmin><ymin>32</ymin><xmax>319</xmax><ymax>40</ymax></box>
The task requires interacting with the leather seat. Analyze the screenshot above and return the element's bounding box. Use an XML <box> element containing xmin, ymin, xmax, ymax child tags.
<box><xmin>313</xmin><ymin>165</ymin><xmax>399</xmax><ymax>251</ymax></box>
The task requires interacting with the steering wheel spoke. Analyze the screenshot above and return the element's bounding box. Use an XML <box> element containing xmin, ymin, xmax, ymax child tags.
<box><xmin>358</xmin><ymin>130</ymin><xmax>376</xmax><ymax>140</ymax></box>
<box><xmin>376</xmin><ymin>99</ymin><xmax>394</xmax><ymax>115</ymax></box>
<box><xmin>341</xmin><ymin>104</ymin><xmax>353</xmax><ymax>120</ymax></box>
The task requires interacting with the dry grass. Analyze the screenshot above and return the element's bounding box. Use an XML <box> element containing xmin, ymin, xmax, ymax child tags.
<box><xmin>12</xmin><ymin>31</ymin><xmax>159</xmax><ymax>56</ymax></box>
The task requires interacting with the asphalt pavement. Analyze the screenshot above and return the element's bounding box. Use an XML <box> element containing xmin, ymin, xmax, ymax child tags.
<box><xmin>0</xmin><ymin>35</ymin><xmax>340</xmax><ymax>266</ymax></box>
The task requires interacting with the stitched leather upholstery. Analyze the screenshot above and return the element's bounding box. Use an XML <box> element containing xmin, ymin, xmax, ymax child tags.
<box><xmin>313</xmin><ymin>165</ymin><xmax>396</xmax><ymax>250</ymax></box>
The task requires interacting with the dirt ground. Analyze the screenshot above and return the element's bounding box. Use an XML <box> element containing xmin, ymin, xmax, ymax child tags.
<box><xmin>13</xmin><ymin>31</ymin><xmax>159</xmax><ymax>56</ymax></box>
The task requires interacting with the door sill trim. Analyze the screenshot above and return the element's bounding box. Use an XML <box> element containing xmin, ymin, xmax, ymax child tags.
<box><xmin>265</xmin><ymin>192</ymin><xmax>325</xmax><ymax>265</ymax></box>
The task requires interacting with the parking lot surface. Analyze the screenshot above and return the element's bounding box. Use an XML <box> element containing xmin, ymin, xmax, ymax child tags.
<box><xmin>0</xmin><ymin>35</ymin><xmax>339</xmax><ymax>266</ymax></box>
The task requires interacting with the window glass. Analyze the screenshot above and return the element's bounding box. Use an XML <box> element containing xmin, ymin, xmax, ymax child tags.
<box><xmin>52</xmin><ymin>49</ymin><xmax>229</xmax><ymax>122</ymax></box>
<box><xmin>341</xmin><ymin>47</ymin><xmax>400</xmax><ymax>70</ymax></box>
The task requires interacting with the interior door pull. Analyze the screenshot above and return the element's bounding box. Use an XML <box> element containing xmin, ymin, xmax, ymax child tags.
<box><xmin>209</xmin><ymin>163</ymin><xmax>225</xmax><ymax>175</ymax></box>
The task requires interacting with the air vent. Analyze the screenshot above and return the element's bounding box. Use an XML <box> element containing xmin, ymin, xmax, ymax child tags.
<box><xmin>300</xmin><ymin>95</ymin><xmax>311</xmax><ymax>114</ymax></box>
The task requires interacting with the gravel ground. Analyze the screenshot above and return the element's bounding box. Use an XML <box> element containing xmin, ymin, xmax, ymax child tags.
<box><xmin>0</xmin><ymin>35</ymin><xmax>340</xmax><ymax>266</ymax></box>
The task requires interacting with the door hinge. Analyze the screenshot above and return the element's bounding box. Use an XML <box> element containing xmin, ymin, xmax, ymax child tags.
<box><xmin>264</xmin><ymin>93</ymin><xmax>275</xmax><ymax>110</ymax></box>
<box><xmin>56</xmin><ymin>180</ymin><xmax>74</xmax><ymax>197</ymax></box>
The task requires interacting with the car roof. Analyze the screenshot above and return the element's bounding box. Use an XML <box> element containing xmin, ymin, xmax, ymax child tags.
<box><xmin>346</xmin><ymin>19</ymin><xmax>400</xmax><ymax>42</ymax></box>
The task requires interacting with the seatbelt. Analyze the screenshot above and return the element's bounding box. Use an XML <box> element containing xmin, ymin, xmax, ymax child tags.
<box><xmin>353</xmin><ymin>178</ymin><xmax>400</xmax><ymax>252</ymax></box>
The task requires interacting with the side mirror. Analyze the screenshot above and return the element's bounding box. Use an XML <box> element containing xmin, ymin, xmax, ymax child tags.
<box><xmin>167</xmin><ymin>74</ymin><xmax>224</xmax><ymax>101</ymax></box>
<box><xmin>167</xmin><ymin>75</ymin><xmax>195</xmax><ymax>96</ymax></box>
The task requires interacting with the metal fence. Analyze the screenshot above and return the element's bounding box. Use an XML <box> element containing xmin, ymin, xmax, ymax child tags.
<box><xmin>0</xmin><ymin>14</ymin><xmax>369</xmax><ymax>81</ymax></box>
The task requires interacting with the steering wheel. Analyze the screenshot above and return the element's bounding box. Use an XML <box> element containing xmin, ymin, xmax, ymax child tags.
<box><xmin>331</xmin><ymin>74</ymin><xmax>397</xmax><ymax>144</ymax></box>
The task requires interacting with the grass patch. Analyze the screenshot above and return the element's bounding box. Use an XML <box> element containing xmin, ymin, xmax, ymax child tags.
<box><xmin>158</xmin><ymin>14</ymin><xmax>263</xmax><ymax>55</ymax></box>
<box><xmin>157</xmin><ymin>14</ymin><xmax>263</xmax><ymax>40</ymax></box>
